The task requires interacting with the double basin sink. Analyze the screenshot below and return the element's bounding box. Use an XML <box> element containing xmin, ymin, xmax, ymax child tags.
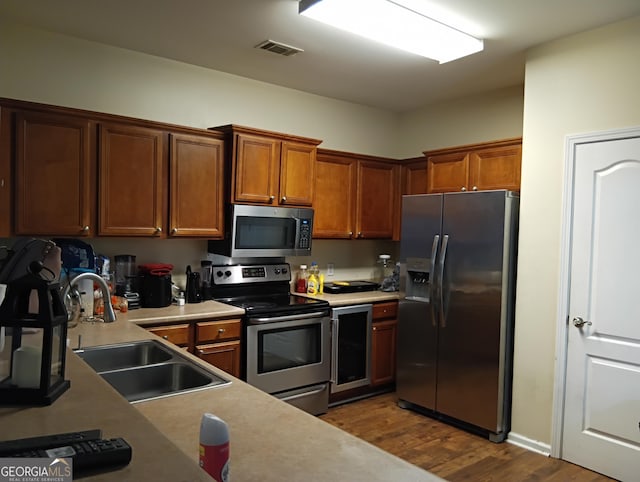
<box><xmin>74</xmin><ymin>339</ymin><xmax>231</xmax><ymax>403</ymax></box>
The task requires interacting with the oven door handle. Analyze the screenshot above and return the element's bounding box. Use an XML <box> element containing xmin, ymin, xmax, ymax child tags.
<box><xmin>278</xmin><ymin>384</ymin><xmax>328</xmax><ymax>402</ymax></box>
<box><xmin>248</xmin><ymin>311</ymin><xmax>328</xmax><ymax>323</ymax></box>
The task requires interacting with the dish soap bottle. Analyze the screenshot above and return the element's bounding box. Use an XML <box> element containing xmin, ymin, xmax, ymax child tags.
<box><xmin>307</xmin><ymin>262</ymin><xmax>319</xmax><ymax>295</ymax></box>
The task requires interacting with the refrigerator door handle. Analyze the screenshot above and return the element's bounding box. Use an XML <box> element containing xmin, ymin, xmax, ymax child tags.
<box><xmin>438</xmin><ymin>234</ymin><xmax>449</xmax><ymax>328</ymax></box>
<box><xmin>429</xmin><ymin>235</ymin><xmax>439</xmax><ymax>327</ymax></box>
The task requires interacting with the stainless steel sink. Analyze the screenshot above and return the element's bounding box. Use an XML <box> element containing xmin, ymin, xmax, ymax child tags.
<box><xmin>74</xmin><ymin>340</ymin><xmax>231</xmax><ymax>403</ymax></box>
<box><xmin>74</xmin><ymin>340</ymin><xmax>173</xmax><ymax>372</ymax></box>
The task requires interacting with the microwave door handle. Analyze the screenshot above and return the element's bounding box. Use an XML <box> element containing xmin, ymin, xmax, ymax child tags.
<box><xmin>429</xmin><ymin>235</ymin><xmax>439</xmax><ymax>327</ymax></box>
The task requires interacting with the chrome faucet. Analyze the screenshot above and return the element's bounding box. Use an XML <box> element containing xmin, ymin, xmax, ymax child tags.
<box><xmin>63</xmin><ymin>272</ymin><xmax>117</xmax><ymax>323</ymax></box>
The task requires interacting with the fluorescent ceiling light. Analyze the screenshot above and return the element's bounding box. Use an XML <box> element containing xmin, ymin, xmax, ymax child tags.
<box><xmin>299</xmin><ymin>0</ymin><xmax>483</xmax><ymax>64</ymax></box>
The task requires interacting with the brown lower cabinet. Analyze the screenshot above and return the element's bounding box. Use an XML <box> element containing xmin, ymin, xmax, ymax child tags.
<box><xmin>145</xmin><ymin>318</ymin><xmax>242</xmax><ymax>378</ymax></box>
<box><xmin>371</xmin><ymin>301</ymin><xmax>398</xmax><ymax>387</ymax></box>
<box><xmin>195</xmin><ymin>319</ymin><xmax>242</xmax><ymax>378</ymax></box>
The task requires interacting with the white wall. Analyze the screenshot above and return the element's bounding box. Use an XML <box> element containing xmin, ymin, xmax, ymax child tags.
<box><xmin>0</xmin><ymin>20</ymin><xmax>400</xmax><ymax>158</ymax></box>
<box><xmin>397</xmin><ymin>85</ymin><xmax>524</xmax><ymax>157</ymax></box>
<box><xmin>512</xmin><ymin>15</ymin><xmax>640</xmax><ymax>445</ymax></box>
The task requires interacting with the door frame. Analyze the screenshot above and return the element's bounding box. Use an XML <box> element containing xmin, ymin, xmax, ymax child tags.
<box><xmin>551</xmin><ymin>125</ymin><xmax>640</xmax><ymax>458</ymax></box>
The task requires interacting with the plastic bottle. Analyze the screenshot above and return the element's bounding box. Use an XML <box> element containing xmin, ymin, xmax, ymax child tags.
<box><xmin>296</xmin><ymin>265</ymin><xmax>308</xmax><ymax>293</ymax></box>
<box><xmin>199</xmin><ymin>413</ymin><xmax>230</xmax><ymax>482</ymax></box>
<box><xmin>307</xmin><ymin>262</ymin><xmax>319</xmax><ymax>295</ymax></box>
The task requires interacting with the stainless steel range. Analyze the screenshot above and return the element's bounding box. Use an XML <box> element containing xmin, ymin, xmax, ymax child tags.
<box><xmin>210</xmin><ymin>262</ymin><xmax>331</xmax><ymax>415</ymax></box>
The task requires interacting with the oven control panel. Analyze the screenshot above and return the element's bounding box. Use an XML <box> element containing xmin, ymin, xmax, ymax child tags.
<box><xmin>212</xmin><ymin>263</ymin><xmax>291</xmax><ymax>285</ymax></box>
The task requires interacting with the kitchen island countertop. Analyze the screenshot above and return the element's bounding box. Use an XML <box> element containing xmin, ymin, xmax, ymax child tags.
<box><xmin>0</xmin><ymin>301</ymin><xmax>438</xmax><ymax>482</ymax></box>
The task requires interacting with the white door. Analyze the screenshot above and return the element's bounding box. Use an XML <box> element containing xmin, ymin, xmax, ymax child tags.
<box><xmin>562</xmin><ymin>133</ymin><xmax>640</xmax><ymax>481</ymax></box>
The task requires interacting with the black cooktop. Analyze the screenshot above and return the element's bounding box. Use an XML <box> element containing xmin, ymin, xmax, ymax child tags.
<box><xmin>218</xmin><ymin>293</ymin><xmax>330</xmax><ymax>318</ymax></box>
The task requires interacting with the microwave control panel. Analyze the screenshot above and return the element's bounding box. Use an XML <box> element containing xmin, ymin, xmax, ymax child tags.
<box><xmin>298</xmin><ymin>219</ymin><xmax>311</xmax><ymax>248</ymax></box>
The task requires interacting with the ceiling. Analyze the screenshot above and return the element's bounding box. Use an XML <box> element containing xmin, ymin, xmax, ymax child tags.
<box><xmin>2</xmin><ymin>0</ymin><xmax>640</xmax><ymax>112</ymax></box>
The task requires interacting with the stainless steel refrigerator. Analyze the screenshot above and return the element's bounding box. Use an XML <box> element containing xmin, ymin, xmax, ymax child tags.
<box><xmin>396</xmin><ymin>190</ymin><xmax>519</xmax><ymax>442</ymax></box>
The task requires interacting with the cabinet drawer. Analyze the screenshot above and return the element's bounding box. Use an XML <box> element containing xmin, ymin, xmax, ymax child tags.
<box><xmin>147</xmin><ymin>324</ymin><xmax>190</xmax><ymax>346</ymax></box>
<box><xmin>372</xmin><ymin>301</ymin><xmax>398</xmax><ymax>320</ymax></box>
<box><xmin>196</xmin><ymin>319</ymin><xmax>242</xmax><ymax>343</ymax></box>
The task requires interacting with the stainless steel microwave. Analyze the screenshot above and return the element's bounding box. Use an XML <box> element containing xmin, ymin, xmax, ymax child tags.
<box><xmin>208</xmin><ymin>204</ymin><xmax>314</xmax><ymax>258</ymax></box>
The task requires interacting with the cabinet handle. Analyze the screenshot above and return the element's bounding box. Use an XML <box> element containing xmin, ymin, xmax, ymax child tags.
<box><xmin>357</xmin><ymin>232</ymin><xmax>363</xmax><ymax>238</ymax></box>
<box><xmin>281</xmin><ymin>196</ymin><xmax>287</xmax><ymax>203</ymax></box>
<box><xmin>461</xmin><ymin>187</ymin><xmax>467</xmax><ymax>192</ymax></box>
<box><xmin>269</xmin><ymin>195</ymin><xmax>275</xmax><ymax>203</ymax></box>
<box><xmin>348</xmin><ymin>231</ymin><xmax>353</xmax><ymax>238</ymax></box>
<box><xmin>373</xmin><ymin>327</ymin><xmax>377</xmax><ymax>331</ymax></box>
<box><xmin>171</xmin><ymin>228</ymin><xmax>178</xmax><ymax>234</ymax></box>
<box><xmin>81</xmin><ymin>225</ymin><xmax>90</xmax><ymax>233</ymax></box>
<box><xmin>155</xmin><ymin>226</ymin><xmax>162</xmax><ymax>234</ymax></box>
<box><xmin>218</xmin><ymin>328</ymin><xmax>226</xmax><ymax>334</ymax></box>
<box><xmin>472</xmin><ymin>186</ymin><xmax>478</xmax><ymax>191</ymax></box>
<box><xmin>162</xmin><ymin>335</ymin><xmax>169</xmax><ymax>340</ymax></box>
<box><xmin>198</xmin><ymin>349</ymin><xmax>204</xmax><ymax>355</ymax></box>
<box><xmin>0</xmin><ymin>179</ymin><xmax>4</xmax><ymax>188</ymax></box>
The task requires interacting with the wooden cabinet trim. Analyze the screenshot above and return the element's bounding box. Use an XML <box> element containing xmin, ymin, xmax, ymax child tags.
<box><xmin>211</xmin><ymin>124</ymin><xmax>321</xmax><ymax>147</ymax></box>
<box><xmin>422</xmin><ymin>137</ymin><xmax>523</xmax><ymax>157</ymax></box>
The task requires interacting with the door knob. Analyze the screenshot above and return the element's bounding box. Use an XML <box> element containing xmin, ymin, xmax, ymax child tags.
<box><xmin>461</xmin><ymin>186</ymin><xmax>467</xmax><ymax>192</ymax></box>
<box><xmin>572</xmin><ymin>317</ymin><xmax>592</xmax><ymax>328</ymax></box>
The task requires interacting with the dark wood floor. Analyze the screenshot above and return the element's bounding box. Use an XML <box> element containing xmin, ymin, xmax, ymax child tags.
<box><xmin>319</xmin><ymin>392</ymin><xmax>616</xmax><ymax>481</ymax></box>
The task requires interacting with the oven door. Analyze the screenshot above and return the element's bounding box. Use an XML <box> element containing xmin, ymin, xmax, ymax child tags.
<box><xmin>246</xmin><ymin>312</ymin><xmax>331</xmax><ymax>395</ymax></box>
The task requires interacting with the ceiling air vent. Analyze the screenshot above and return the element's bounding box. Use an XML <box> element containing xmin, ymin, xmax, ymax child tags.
<box><xmin>255</xmin><ymin>40</ymin><xmax>303</xmax><ymax>57</ymax></box>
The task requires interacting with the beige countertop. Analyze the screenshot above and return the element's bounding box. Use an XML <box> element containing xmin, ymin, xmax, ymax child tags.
<box><xmin>1</xmin><ymin>294</ymin><xmax>437</xmax><ymax>482</ymax></box>
<box><xmin>295</xmin><ymin>289</ymin><xmax>399</xmax><ymax>306</ymax></box>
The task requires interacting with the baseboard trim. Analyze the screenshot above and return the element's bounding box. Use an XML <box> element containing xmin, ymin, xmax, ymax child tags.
<box><xmin>507</xmin><ymin>432</ymin><xmax>552</xmax><ymax>457</ymax></box>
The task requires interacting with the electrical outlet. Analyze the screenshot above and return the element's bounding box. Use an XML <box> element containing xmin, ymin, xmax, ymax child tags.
<box><xmin>327</xmin><ymin>263</ymin><xmax>334</xmax><ymax>276</ymax></box>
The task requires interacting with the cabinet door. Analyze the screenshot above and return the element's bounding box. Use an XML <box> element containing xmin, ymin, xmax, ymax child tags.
<box><xmin>169</xmin><ymin>133</ymin><xmax>224</xmax><ymax>237</ymax></box>
<box><xmin>469</xmin><ymin>143</ymin><xmax>522</xmax><ymax>192</ymax></box>
<box><xmin>196</xmin><ymin>341</ymin><xmax>241</xmax><ymax>378</ymax></box>
<box><xmin>15</xmin><ymin>111</ymin><xmax>93</xmax><ymax>236</ymax></box>
<box><xmin>402</xmin><ymin>159</ymin><xmax>428</xmax><ymax>195</ymax></box>
<box><xmin>426</xmin><ymin>152</ymin><xmax>469</xmax><ymax>193</ymax></box>
<box><xmin>371</xmin><ymin>319</ymin><xmax>397</xmax><ymax>387</ymax></box>
<box><xmin>313</xmin><ymin>154</ymin><xmax>357</xmax><ymax>238</ymax></box>
<box><xmin>98</xmin><ymin>123</ymin><xmax>165</xmax><ymax>236</ymax></box>
<box><xmin>356</xmin><ymin>161</ymin><xmax>398</xmax><ymax>239</ymax></box>
<box><xmin>279</xmin><ymin>141</ymin><xmax>316</xmax><ymax>206</ymax></box>
<box><xmin>234</xmin><ymin>134</ymin><xmax>280</xmax><ymax>204</ymax></box>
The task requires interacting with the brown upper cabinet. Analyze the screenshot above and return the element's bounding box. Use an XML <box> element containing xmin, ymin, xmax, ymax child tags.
<box><xmin>1</xmin><ymin>98</ymin><xmax>225</xmax><ymax>238</ymax></box>
<box><xmin>314</xmin><ymin>149</ymin><xmax>400</xmax><ymax>240</ymax></box>
<box><xmin>425</xmin><ymin>138</ymin><xmax>522</xmax><ymax>194</ymax></box>
<box><xmin>168</xmin><ymin>133</ymin><xmax>224</xmax><ymax>238</ymax></box>
<box><xmin>401</xmin><ymin>157</ymin><xmax>429</xmax><ymax>195</ymax></box>
<box><xmin>211</xmin><ymin>125</ymin><xmax>322</xmax><ymax>207</ymax></box>
<box><xmin>98</xmin><ymin>123</ymin><xmax>165</xmax><ymax>236</ymax></box>
<box><xmin>13</xmin><ymin>109</ymin><xmax>94</xmax><ymax>236</ymax></box>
